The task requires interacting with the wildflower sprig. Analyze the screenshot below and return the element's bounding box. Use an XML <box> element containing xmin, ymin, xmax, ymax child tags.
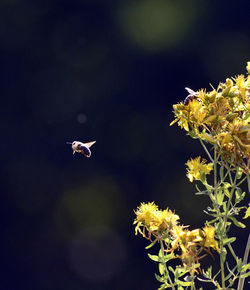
<box><xmin>134</xmin><ymin>202</ymin><xmax>220</xmax><ymax>288</ymax></box>
<box><xmin>134</xmin><ymin>63</ymin><xmax>250</xmax><ymax>289</ymax></box>
<box><xmin>170</xmin><ymin>65</ymin><xmax>250</xmax><ymax>173</ymax></box>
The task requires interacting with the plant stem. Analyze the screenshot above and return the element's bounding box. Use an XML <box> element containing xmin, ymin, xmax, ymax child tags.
<box><xmin>247</xmin><ymin>173</ymin><xmax>250</xmax><ymax>194</ymax></box>
<box><xmin>237</xmin><ymin>234</ymin><xmax>250</xmax><ymax>290</ymax></box>
<box><xmin>200</xmin><ymin>139</ymin><xmax>214</xmax><ymax>163</ymax></box>
<box><xmin>228</xmin><ymin>243</ymin><xmax>238</xmax><ymax>262</ymax></box>
<box><xmin>160</xmin><ymin>240</ymin><xmax>175</xmax><ymax>290</ymax></box>
<box><xmin>213</xmin><ymin>147</ymin><xmax>226</xmax><ymax>289</ymax></box>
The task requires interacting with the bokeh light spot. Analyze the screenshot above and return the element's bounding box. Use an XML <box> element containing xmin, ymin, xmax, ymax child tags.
<box><xmin>118</xmin><ymin>0</ymin><xmax>197</xmax><ymax>51</ymax></box>
<box><xmin>77</xmin><ymin>113</ymin><xmax>87</xmax><ymax>124</ymax></box>
<box><xmin>69</xmin><ymin>226</ymin><xmax>127</xmax><ymax>282</ymax></box>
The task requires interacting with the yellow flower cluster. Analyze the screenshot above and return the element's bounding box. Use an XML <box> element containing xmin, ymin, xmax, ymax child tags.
<box><xmin>134</xmin><ymin>202</ymin><xmax>220</xmax><ymax>272</ymax></box>
<box><xmin>186</xmin><ymin>156</ymin><xmax>213</xmax><ymax>182</ymax></box>
<box><xmin>134</xmin><ymin>202</ymin><xmax>179</xmax><ymax>237</ymax></box>
<box><xmin>170</xmin><ymin>63</ymin><xmax>250</xmax><ymax>172</ymax></box>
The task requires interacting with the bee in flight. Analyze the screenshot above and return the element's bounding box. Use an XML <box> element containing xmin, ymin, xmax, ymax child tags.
<box><xmin>183</xmin><ymin>87</ymin><xmax>199</xmax><ymax>105</ymax></box>
<box><xmin>66</xmin><ymin>140</ymin><xmax>96</xmax><ymax>157</ymax></box>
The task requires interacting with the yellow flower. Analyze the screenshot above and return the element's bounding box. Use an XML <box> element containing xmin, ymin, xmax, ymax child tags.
<box><xmin>171</xmin><ymin>225</ymin><xmax>188</xmax><ymax>252</ymax></box>
<box><xmin>133</xmin><ymin>202</ymin><xmax>180</xmax><ymax>236</ymax></box>
<box><xmin>189</xmin><ymin>100</ymin><xmax>207</xmax><ymax>125</ymax></box>
<box><xmin>170</xmin><ymin>105</ymin><xmax>189</xmax><ymax>131</ymax></box>
<box><xmin>187</xmin><ymin>228</ymin><xmax>204</xmax><ymax>243</ymax></box>
<box><xmin>186</xmin><ymin>156</ymin><xmax>213</xmax><ymax>182</ymax></box>
<box><xmin>158</xmin><ymin>209</ymin><xmax>180</xmax><ymax>231</ymax></box>
<box><xmin>202</xmin><ymin>225</ymin><xmax>220</xmax><ymax>252</ymax></box>
<box><xmin>236</xmin><ymin>74</ymin><xmax>248</xmax><ymax>99</ymax></box>
<box><xmin>133</xmin><ymin>202</ymin><xmax>159</xmax><ymax>235</ymax></box>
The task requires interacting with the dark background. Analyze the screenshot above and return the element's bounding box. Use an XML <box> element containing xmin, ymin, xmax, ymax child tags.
<box><xmin>1</xmin><ymin>0</ymin><xmax>249</xmax><ymax>289</ymax></box>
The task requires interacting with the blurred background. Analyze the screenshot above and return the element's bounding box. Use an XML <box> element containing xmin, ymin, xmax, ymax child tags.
<box><xmin>1</xmin><ymin>0</ymin><xmax>249</xmax><ymax>289</ymax></box>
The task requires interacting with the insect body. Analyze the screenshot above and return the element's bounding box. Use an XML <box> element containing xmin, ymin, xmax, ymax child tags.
<box><xmin>67</xmin><ymin>140</ymin><xmax>96</xmax><ymax>157</ymax></box>
<box><xmin>183</xmin><ymin>87</ymin><xmax>199</xmax><ymax>105</ymax></box>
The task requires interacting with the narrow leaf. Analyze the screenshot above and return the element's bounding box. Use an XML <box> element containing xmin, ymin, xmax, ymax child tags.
<box><xmin>148</xmin><ymin>254</ymin><xmax>159</xmax><ymax>262</ymax></box>
<box><xmin>243</xmin><ymin>207</ymin><xmax>250</xmax><ymax>219</ymax></box>
<box><xmin>145</xmin><ymin>238</ymin><xmax>158</xmax><ymax>249</ymax></box>
<box><xmin>177</xmin><ymin>280</ymin><xmax>192</xmax><ymax>286</ymax></box>
<box><xmin>239</xmin><ymin>271</ymin><xmax>250</xmax><ymax>278</ymax></box>
<box><xmin>219</xmin><ymin>165</ymin><xmax>224</xmax><ymax>180</ymax></box>
<box><xmin>159</xmin><ymin>263</ymin><xmax>165</xmax><ymax>275</ymax></box>
<box><xmin>228</xmin><ymin>216</ymin><xmax>246</xmax><ymax>228</ymax></box>
<box><xmin>223</xmin><ymin>237</ymin><xmax>236</xmax><ymax>246</ymax></box>
<box><xmin>217</xmin><ymin>189</ymin><xmax>224</xmax><ymax>205</ymax></box>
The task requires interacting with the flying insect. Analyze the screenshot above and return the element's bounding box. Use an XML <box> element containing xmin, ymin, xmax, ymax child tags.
<box><xmin>183</xmin><ymin>87</ymin><xmax>199</xmax><ymax>105</ymax></box>
<box><xmin>67</xmin><ymin>140</ymin><xmax>96</xmax><ymax>157</ymax></box>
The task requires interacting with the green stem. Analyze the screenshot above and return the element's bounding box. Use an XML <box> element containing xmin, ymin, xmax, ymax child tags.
<box><xmin>213</xmin><ymin>147</ymin><xmax>226</xmax><ymax>289</ymax></box>
<box><xmin>237</xmin><ymin>234</ymin><xmax>250</xmax><ymax>290</ymax></box>
<box><xmin>235</xmin><ymin>175</ymin><xmax>247</xmax><ymax>188</ymax></box>
<box><xmin>200</xmin><ymin>139</ymin><xmax>214</xmax><ymax>163</ymax></box>
<box><xmin>247</xmin><ymin>173</ymin><xmax>250</xmax><ymax>194</ymax></box>
<box><xmin>160</xmin><ymin>240</ymin><xmax>175</xmax><ymax>290</ymax></box>
<box><xmin>228</xmin><ymin>243</ymin><xmax>238</xmax><ymax>262</ymax></box>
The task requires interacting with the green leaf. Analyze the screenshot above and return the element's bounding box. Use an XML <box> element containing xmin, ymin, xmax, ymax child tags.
<box><xmin>222</xmin><ymin>202</ymin><xmax>227</xmax><ymax>212</ymax></box>
<box><xmin>168</xmin><ymin>266</ymin><xmax>175</xmax><ymax>274</ymax></box>
<box><xmin>188</xmin><ymin>130</ymin><xmax>199</xmax><ymax>139</ymax></box>
<box><xmin>239</xmin><ymin>271</ymin><xmax>250</xmax><ymax>278</ymax></box>
<box><xmin>177</xmin><ymin>280</ymin><xmax>193</xmax><ymax>286</ymax></box>
<box><xmin>243</xmin><ymin>207</ymin><xmax>250</xmax><ymax>219</ymax></box>
<box><xmin>148</xmin><ymin>254</ymin><xmax>159</xmax><ymax>262</ymax></box>
<box><xmin>159</xmin><ymin>248</ymin><xmax>164</xmax><ymax>259</ymax></box>
<box><xmin>224</xmin><ymin>188</ymin><xmax>230</xmax><ymax>198</ymax></box>
<box><xmin>155</xmin><ymin>273</ymin><xmax>165</xmax><ymax>283</ymax></box>
<box><xmin>145</xmin><ymin>238</ymin><xmax>158</xmax><ymax>249</ymax></box>
<box><xmin>221</xmin><ymin>248</ymin><xmax>227</xmax><ymax>264</ymax></box>
<box><xmin>217</xmin><ymin>189</ymin><xmax>224</xmax><ymax>205</ymax></box>
<box><xmin>159</xmin><ymin>263</ymin><xmax>165</xmax><ymax>275</ymax></box>
<box><xmin>236</xmin><ymin>167</ymin><xmax>243</xmax><ymax>179</ymax></box>
<box><xmin>206</xmin><ymin>206</ymin><xmax>217</xmax><ymax>212</ymax></box>
<box><xmin>164</xmin><ymin>252</ymin><xmax>175</xmax><ymax>262</ymax></box>
<box><xmin>223</xmin><ymin>182</ymin><xmax>231</xmax><ymax>189</ymax></box>
<box><xmin>216</xmin><ymin>220</ymin><xmax>223</xmax><ymax>234</ymax></box>
<box><xmin>223</xmin><ymin>237</ymin><xmax>236</xmax><ymax>246</ymax></box>
<box><xmin>201</xmin><ymin>172</ymin><xmax>207</xmax><ymax>184</ymax></box>
<box><xmin>219</xmin><ymin>165</ymin><xmax>224</xmax><ymax>180</ymax></box>
<box><xmin>235</xmin><ymin>188</ymin><xmax>245</xmax><ymax>204</ymax></box>
<box><xmin>241</xmin><ymin>263</ymin><xmax>250</xmax><ymax>272</ymax></box>
<box><xmin>225</xmin><ymin>265</ymin><xmax>237</xmax><ymax>280</ymax></box>
<box><xmin>195</xmin><ymin>190</ymin><xmax>208</xmax><ymax>196</ymax></box>
<box><xmin>236</xmin><ymin>258</ymin><xmax>242</xmax><ymax>269</ymax></box>
<box><xmin>228</xmin><ymin>216</ymin><xmax>246</xmax><ymax>228</ymax></box>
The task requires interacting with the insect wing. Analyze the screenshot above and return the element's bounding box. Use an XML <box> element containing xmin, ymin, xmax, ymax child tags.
<box><xmin>185</xmin><ymin>87</ymin><xmax>197</xmax><ymax>96</ymax></box>
<box><xmin>83</xmin><ymin>141</ymin><xmax>96</xmax><ymax>148</ymax></box>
